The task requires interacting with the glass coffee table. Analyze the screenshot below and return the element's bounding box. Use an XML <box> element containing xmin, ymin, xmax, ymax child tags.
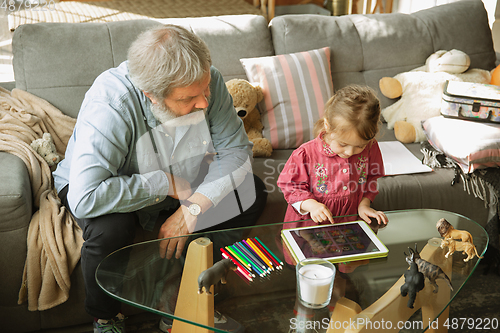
<box><xmin>96</xmin><ymin>209</ymin><xmax>488</xmax><ymax>333</ymax></box>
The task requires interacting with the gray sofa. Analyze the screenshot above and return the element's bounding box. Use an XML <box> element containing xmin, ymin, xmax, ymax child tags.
<box><xmin>0</xmin><ymin>1</ymin><xmax>496</xmax><ymax>331</ymax></box>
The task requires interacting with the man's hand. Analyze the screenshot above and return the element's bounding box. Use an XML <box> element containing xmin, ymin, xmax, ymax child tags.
<box><xmin>157</xmin><ymin>207</ymin><xmax>196</xmax><ymax>259</ymax></box>
<box><xmin>301</xmin><ymin>199</ymin><xmax>334</xmax><ymax>224</ymax></box>
<box><xmin>165</xmin><ymin>172</ymin><xmax>192</xmax><ymax>200</ymax></box>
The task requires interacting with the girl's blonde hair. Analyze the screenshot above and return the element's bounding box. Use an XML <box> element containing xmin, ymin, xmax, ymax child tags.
<box><xmin>314</xmin><ymin>84</ymin><xmax>381</xmax><ymax>140</ymax></box>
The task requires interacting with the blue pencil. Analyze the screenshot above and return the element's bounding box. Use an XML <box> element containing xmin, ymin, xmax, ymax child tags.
<box><xmin>235</xmin><ymin>241</ymin><xmax>268</xmax><ymax>273</ymax></box>
<box><xmin>229</xmin><ymin>244</ymin><xmax>266</xmax><ymax>276</ymax></box>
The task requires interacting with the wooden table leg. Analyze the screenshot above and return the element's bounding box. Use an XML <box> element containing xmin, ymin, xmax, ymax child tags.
<box><xmin>172</xmin><ymin>237</ymin><xmax>214</xmax><ymax>333</ymax></box>
<box><xmin>326</xmin><ymin>243</ymin><xmax>451</xmax><ymax>333</ymax></box>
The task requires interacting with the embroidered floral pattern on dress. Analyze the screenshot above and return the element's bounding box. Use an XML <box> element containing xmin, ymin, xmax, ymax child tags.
<box><xmin>315</xmin><ymin>163</ymin><xmax>328</xmax><ymax>194</ymax></box>
<box><xmin>320</xmin><ymin>134</ymin><xmax>336</xmax><ymax>156</ymax></box>
<box><xmin>322</xmin><ymin>142</ymin><xmax>335</xmax><ymax>156</ymax></box>
<box><xmin>357</xmin><ymin>156</ymin><xmax>368</xmax><ymax>184</ymax></box>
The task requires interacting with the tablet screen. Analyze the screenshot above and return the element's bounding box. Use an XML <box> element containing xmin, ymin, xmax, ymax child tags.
<box><xmin>281</xmin><ymin>221</ymin><xmax>388</xmax><ymax>264</ymax></box>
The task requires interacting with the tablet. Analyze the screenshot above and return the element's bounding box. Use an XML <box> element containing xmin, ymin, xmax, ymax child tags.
<box><xmin>281</xmin><ymin>220</ymin><xmax>389</xmax><ymax>264</ymax></box>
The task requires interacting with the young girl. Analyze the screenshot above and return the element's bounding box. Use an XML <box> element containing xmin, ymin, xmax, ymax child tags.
<box><xmin>277</xmin><ymin>85</ymin><xmax>388</xmax><ymax>229</ymax></box>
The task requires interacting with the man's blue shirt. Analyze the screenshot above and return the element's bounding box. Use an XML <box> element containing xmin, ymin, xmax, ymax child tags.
<box><xmin>53</xmin><ymin>61</ymin><xmax>253</xmax><ymax>230</ymax></box>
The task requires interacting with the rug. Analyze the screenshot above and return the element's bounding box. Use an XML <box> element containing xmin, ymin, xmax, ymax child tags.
<box><xmin>8</xmin><ymin>0</ymin><xmax>263</xmax><ymax>31</ymax></box>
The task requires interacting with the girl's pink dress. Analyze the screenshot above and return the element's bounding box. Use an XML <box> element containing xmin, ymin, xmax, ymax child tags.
<box><xmin>277</xmin><ymin>134</ymin><xmax>385</xmax><ymax>229</ymax></box>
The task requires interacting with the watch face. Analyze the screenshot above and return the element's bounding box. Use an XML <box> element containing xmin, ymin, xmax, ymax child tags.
<box><xmin>188</xmin><ymin>203</ymin><xmax>201</xmax><ymax>216</ymax></box>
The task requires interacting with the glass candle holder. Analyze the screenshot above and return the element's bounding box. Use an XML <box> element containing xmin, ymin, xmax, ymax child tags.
<box><xmin>296</xmin><ymin>258</ymin><xmax>336</xmax><ymax>309</ymax></box>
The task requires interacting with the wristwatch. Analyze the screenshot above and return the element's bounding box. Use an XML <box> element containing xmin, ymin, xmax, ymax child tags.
<box><xmin>183</xmin><ymin>200</ymin><xmax>202</xmax><ymax>216</ymax></box>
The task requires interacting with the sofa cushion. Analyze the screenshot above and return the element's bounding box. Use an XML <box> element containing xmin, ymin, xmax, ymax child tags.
<box><xmin>240</xmin><ymin>47</ymin><xmax>333</xmax><ymax>149</ymax></box>
<box><xmin>12</xmin><ymin>15</ymin><xmax>274</xmax><ymax>119</ymax></box>
<box><xmin>423</xmin><ymin>115</ymin><xmax>500</xmax><ymax>173</ymax></box>
<box><xmin>269</xmin><ymin>0</ymin><xmax>496</xmax><ymax>109</ymax></box>
<box><xmin>13</xmin><ymin>20</ymin><xmax>160</xmax><ymax>118</ymax></box>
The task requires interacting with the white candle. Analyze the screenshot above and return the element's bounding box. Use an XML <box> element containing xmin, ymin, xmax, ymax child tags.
<box><xmin>298</xmin><ymin>264</ymin><xmax>334</xmax><ymax>306</ymax></box>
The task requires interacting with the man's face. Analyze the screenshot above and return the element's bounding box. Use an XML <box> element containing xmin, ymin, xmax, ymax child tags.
<box><xmin>147</xmin><ymin>72</ymin><xmax>211</xmax><ymax>123</ymax></box>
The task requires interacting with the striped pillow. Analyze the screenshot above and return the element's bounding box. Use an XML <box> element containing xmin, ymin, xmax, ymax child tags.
<box><xmin>240</xmin><ymin>47</ymin><xmax>334</xmax><ymax>149</ymax></box>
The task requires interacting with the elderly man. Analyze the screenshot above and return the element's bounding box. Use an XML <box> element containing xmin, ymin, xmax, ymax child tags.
<box><xmin>53</xmin><ymin>24</ymin><xmax>267</xmax><ymax>333</ymax></box>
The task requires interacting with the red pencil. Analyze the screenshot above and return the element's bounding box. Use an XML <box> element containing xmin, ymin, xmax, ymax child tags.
<box><xmin>222</xmin><ymin>252</ymin><xmax>253</xmax><ymax>281</ymax></box>
<box><xmin>251</xmin><ymin>237</ymin><xmax>282</xmax><ymax>269</ymax></box>
<box><xmin>220</xmin><ymin>247</ymin><xmax>255</xmax><ymax>277</ymax></box>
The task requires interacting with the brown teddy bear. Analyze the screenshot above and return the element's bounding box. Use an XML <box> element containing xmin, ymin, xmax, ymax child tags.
<box><xmin>226</xmin><ymin>79</ymin><xmax>273</xmax><ymax>157</ymax></box>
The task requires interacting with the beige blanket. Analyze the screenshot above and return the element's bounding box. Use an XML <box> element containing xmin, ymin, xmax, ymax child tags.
<box><xmin>0</xmin><ymin>87</ymin><xmax>83</xmax><ymax>311</ymax></box>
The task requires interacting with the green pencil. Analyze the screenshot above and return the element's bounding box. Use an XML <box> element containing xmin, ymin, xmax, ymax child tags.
<box><xmin>225</xmin><ymin>246</ymin><xmax>251</xmax><ymax>269</ymax></box>
<box><xmin>255</xmin><ymin>236</ymin><xmax>284</xmax><ymax>266</ymax></box>
<box><xmin>230</xmin><ymin>244</ymin><xmax>266</xmax><ymax>276</ymax></box>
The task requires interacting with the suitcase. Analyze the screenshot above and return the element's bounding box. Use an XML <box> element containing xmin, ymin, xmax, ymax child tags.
<box><xmin>441</xmin><ymin>80</ymin><xmax>500</xmax><ymax>123</ymax></box>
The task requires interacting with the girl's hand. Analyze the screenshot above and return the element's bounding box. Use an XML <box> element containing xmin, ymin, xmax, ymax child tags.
<box><xmin>358</xmin><ymin>200</ymin><xmax>388</xmax><ymax>225</ymax></box>
<box><xmin>301</xmin><ymin>199</ymin><xmax>334</xmax><ymax>224</ymax></box>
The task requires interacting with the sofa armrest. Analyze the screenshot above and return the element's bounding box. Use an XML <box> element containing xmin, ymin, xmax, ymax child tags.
<box><xmin>0</xmin><ymin>152</ymin><xmax>32</xmax><ymax>230</ymax></box>
<box><xmin>0</xmin><ymin>81</ymin><xmax>16</xmax><ymax>91</ymax></box>
<box><xmin>0</xmin><ymin>152</ymin><xmax>32</xmax><ymax>305</ymax></box>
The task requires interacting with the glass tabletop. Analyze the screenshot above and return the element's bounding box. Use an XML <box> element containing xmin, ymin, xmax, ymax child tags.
<box><xmin>96</xmin><ymin>209</ymin><xmax>488</xmax><ymax>333</ymax></box>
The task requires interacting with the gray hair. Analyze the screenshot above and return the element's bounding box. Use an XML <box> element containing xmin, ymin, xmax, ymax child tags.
<box><xmin>127</xmin><ymin>24</ymin><xmax>212</xmax><ymax>100</ymax></box>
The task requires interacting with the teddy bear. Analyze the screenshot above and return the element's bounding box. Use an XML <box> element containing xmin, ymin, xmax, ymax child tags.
<box><xmin>30</xmin><ymin>132</ymin><xmax>60</xmax><ymax>170</ymax></box>
<box><xmin>226</xmin><ymin>78</ymin><xmax>273</xmax><ymax>157</ymax></box>
<box><xmin>379</xmin><ymin>49</ymin><xmax>491</xmax><ymax>143</ymax></box>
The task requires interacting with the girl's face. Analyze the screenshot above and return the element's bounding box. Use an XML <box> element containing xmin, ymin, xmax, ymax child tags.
<box><xmin>324</xmin><ymin>129</ymin><xmax>370</xmax><ymax>159</ymax></box>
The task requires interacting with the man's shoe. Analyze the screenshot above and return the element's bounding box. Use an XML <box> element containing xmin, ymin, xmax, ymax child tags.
<box><xmin>93</xmin><ymin>313</ymin><xmax>126</xmax><ymax>333</ymax></box>
<box><xmin>159</xmin><ymin>311</ymin><xmax>244</xmax><ymax>333</ymax></box>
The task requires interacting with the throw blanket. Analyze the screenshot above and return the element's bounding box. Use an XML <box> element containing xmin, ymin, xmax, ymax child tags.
<box><xmin>421</xmin><ymin>141</ymin><xmax>500</xmax><ymax>268</ymax></box>
<box><xmin>0</xmin><ymin>87</ymin><xmax>83</xmax><ymax>311</ymax></box>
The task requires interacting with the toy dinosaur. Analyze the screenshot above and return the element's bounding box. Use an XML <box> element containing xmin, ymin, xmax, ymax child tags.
<box><xmin>405</xmin><ymin>243</ymin><xmax>453</xmax><ymax>293</ymax></box>
<box><xmin>400</xmin><ymin>251</ymin><xmax>425</xmax><ymax>308</ymax></box>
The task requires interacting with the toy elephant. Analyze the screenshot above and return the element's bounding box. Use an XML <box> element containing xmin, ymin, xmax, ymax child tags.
<box><xmin>197</xmin><ymin>259</ymin><xmax>237</xmax><ymax>294</ymax></box>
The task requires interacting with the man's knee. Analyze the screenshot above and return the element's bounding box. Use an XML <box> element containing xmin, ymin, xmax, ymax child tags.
<box><xmin>81</xmin><ymin>213</ymin><xmax>137</xmax><ymax>252</ymax></box>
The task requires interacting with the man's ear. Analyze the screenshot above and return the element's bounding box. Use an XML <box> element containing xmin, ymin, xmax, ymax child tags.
<box><xmin>143</xmin><ymin>91</ymin><xmax>157</xmax><ymax>104</ymax></box>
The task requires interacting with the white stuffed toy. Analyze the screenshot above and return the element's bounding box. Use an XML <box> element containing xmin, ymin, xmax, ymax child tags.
<box><xmin>380</xmin><ymin>50</ymin><xmax>491</xmax><ymax>143</ymax></box>
<box><xmin>30</xmin><ymin>132</ymin><xmax>60</xmax><ymax>169</ymax></box>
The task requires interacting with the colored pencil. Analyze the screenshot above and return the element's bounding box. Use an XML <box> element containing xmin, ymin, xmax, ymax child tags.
<box><xmin>229</xmin><ymin>244</ymin><xmax>265</xmax><ymax>276</ymax></box>
<box><xmin>233</xmin><ymin>265</ymin><xmax>253</xmax><ymax>283</ymax></box>
<box><xmin>232</xmin><ymin>242</ymin><xmax>267</xmax><ymax>274</ymax></box>
<box><xmin>252</xmin><ymin>237</ymin><xmax>281</xmax><ymax>269</ymax></box>
<box><xmin>220</xmin><ymin>247</ymin><xmax>254</xmax><ymax>277</ymax></box>
<box><xmin>225</xmin><ymin>246</ymin><xmax>251</xmax><ymax>270</ymax></box>
<box><xmin>222</xmin><ymin>252</ymin><xmax>253</xmax><ymax>281</ymax></box>
<box><xmin>255</xmin><ymin>236</ymin><xmax>284</xmax><ymax>267</ymax></box>
<box><xmin>235</xmin><ymin>241</ymin><xmax>268</xmax><ymax>272</ymax></box>
<box><xmin>246</xmin><ymin>238</ymin><xmax>274</xmax><ymax>270</ymax></box>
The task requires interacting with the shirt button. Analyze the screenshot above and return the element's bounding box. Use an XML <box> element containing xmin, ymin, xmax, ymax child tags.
<box><xmin>342</xmin><ymin>169</ymin><xmax>347</xmax><ymax>173</ymax></box>
<box><xmin>203</xmin><ymin>140</ymin><xmax>207</xmax><ymax>145</ymax></box>
<box><xmin>165</xmin><ymin>133</ymin><xmax>169</xmax><ymax>137</ymax></box>
<box><xmin>155</xmin><ymin>198</ymin><xmax>160</xmax><ymax>202</ymax></box>
<box><xmin>343</xmin><ymin>186</ymin><xmax>348</xmax><ymax>191</ymax></box>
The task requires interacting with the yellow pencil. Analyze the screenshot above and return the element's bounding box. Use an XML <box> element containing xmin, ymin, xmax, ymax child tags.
<box><xmin>246</xmin><ymin>238</ymin><xmax>274</xmax><ymax>270</ymax></box>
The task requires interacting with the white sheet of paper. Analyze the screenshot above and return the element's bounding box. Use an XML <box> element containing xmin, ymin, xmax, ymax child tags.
<box><xmin>378</xmin><ymin>141</ymin><xmax>433</xmax><ymax>176</ymax></box>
